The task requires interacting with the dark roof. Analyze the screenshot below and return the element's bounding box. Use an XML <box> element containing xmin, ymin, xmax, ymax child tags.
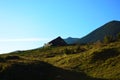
<box><xmin>48</xmin><ymin>36</ymin><xmax>67</xmax><ymax>46</ymax></box>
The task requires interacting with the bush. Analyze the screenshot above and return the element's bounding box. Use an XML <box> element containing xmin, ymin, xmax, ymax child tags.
<box><xmin>0</xmin><ymin>57</ymin><xmax>5</xmax><ymax>62</ymax></box>
<box><xmin>63</xmin><ymin>48</ymin><xmax>73</xmax><ymax>54</ymax></box>
<box><xmin>5</xmin><ymin>56</ymin><xmax>20</xmax><ymax>60</ymax></box>
<box><xmin>91</xmin><ymin>48</ymin><xmax>120</xmax><ymax>62</ymax></box>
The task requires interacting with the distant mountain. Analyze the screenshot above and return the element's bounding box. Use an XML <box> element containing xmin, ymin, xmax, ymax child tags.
<box><xmin>77</xmin><ymin>20</ymin><xmax>120</xmax><ymax>44</ymax></box>
<box><xmin>44</xmin><ymin>36</ymin><xmax>67</xmax><ymax>47</ymax></box>
<box><xmin>64</xmin><ymin>37</ymin><xmax>79</xmax><ymax>44</ymax></box>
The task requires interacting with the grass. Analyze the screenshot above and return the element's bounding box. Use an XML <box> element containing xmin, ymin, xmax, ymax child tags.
<box><xmin>0</xmin><ymin>40</ymin><xmax>120</xmax><ymax>80</ymax></box>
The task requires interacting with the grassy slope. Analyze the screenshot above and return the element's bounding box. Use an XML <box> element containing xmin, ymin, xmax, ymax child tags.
<box><xmin>0</xmin><ymin>40</ymin><xmax>120</xmax><ymax>80</ymax></box>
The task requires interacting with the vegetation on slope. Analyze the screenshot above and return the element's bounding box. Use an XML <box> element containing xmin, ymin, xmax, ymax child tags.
<box><xmin>0</xmin><ymin>40</ymin><xmax>120</xmax><ymax>80</ymax></box>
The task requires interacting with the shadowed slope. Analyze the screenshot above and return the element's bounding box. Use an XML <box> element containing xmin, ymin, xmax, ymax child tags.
<box><xmin>77</xmin><ymin>20</ymin><xmax>120</xmax><ymax>43</ymax></box>
<box><xmin>0</xmin><ymin>59</ymin><xmax>107</xmax><ymax>80</ymax></box>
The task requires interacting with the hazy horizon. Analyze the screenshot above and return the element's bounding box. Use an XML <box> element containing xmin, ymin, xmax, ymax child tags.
<box><xmin>0</xmin><ymin>0</ymin><xmax>120</xmax><ymax>53</ymax></box>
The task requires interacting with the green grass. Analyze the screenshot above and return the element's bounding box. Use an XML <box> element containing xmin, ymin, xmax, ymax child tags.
<box><xmin>0</xmin><ymin>41</ymin><xmax>120</xmax><ymax>80</ymax></box>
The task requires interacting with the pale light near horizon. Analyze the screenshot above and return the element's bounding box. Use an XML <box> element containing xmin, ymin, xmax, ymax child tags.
<box><xmin>0</xmin><ymin>38</ymin><xmax>50</xmax><ymax>54</ymax></box>
<box><xmin>0</xmin><ymin>38</ymin><xmax>49</xmax><ymax>42</ymax></box>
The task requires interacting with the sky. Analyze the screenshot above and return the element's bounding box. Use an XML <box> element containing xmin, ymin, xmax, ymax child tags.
<box><xmin>0</xmin><ymin>0</ymin><xmax>120</xmax><ymax>54</ymax></box>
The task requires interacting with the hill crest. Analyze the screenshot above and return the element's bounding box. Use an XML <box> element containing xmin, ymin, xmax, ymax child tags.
<box><xmin>77</xmin><ymin>20</ymin><xmax>120</xmax><ymax>44</ymax></box>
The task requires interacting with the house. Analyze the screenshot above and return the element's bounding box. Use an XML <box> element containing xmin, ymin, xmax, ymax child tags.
<box><xmin>44</xmin><ymin>36</ymin><xmax>67</xmax><ymax>47</ymax></box>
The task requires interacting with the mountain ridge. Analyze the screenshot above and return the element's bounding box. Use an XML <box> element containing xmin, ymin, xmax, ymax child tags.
<box><xmin>65</xmin><ymin>20</ymin><xmax>120</xmax><ymax>44</ymax></box>
<box><xmin>77</xmin><ymin>20</ymin><xmax>120</xmax><ymax>43</ymax></box>
<box><xmin>64</xmin><ymin>37</ymin><xmax>79</xmax><ymax>44</ymax></box>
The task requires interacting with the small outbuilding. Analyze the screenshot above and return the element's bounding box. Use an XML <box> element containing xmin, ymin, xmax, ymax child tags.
<box><xmin>44</xmin><ymin>36</ymin><xmax>67</xmax><ymax>47</ymax></box>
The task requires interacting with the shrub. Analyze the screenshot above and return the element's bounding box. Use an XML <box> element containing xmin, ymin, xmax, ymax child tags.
<box><xmin>63</xmin><ymin>49</ymin><xmax>74</xmax><ymax>54</ymax></box>
<box><xmin>91</xmin><ymin>48</ymin><xmax>120</xmax><ymax>62</ymax></box>
<box><xmin>5</xmin><ymin>56</ymin><xmax>20</xmax><ymax>60</ymax></box>
<box><xmin>0</xmin><ymin>57</ymin><xmax>5</xmax><ymax>62</ymax></box>
<box><xmin>93</xmin><ymin>40</ymin><xmax>103</xmax><ymax>48</ymax></box>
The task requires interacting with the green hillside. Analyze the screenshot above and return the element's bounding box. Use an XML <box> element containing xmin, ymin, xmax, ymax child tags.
<box><xmin>0</xmin><ymin>39</ymin><xmax>120</xmax><ymax>80</ymax></box>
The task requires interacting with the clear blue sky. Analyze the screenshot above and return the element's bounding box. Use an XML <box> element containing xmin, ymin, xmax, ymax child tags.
<box><xmin>0</xmin><ymin>0</ymin><xmax>120</xmax><ymax>53</ymax></box>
